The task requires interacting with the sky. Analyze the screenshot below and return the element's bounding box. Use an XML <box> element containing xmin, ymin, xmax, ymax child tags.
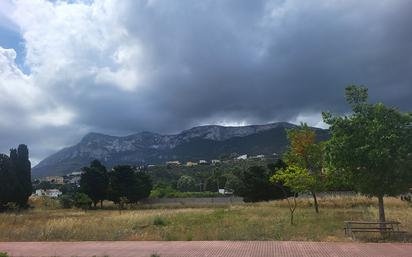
<box><xmin>0</xmin><ymin>0</ymin><xmax>411</xmax><ymax>165</ymax></box>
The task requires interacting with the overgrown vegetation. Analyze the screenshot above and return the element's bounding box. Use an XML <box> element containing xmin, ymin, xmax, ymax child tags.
<box><xmin>0</xmin><ymin>195</ymin><xmax>410</xmax><ymax>242</ymax></box>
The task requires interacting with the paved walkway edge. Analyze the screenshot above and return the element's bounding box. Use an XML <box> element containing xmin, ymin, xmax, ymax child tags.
<box><xmin>1</xmin><ymin>241</ymin><xmax>412</xmax><ymax>257</ymax></box>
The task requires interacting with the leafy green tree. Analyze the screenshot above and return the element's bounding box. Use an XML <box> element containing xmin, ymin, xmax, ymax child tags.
<box><xmin>177</xmin><ymin>175</ymin><xmax>196</xmax><ymax>192</ymax></box>
<box><xmin>223</xmin><ymin>173</ymin><xmax>242</xmax><ymax>193</ymax></box>
<box><xmin>130</xmin><ymin>171</ymin><xmax>152</xmax><ymax>202</ymax></box>
<box><xmin>271</xmin><ymin>165</ymin><xmax>315</xmax><ymax>224</ymax></box>
<box><xmin>59</xmin><ymin>195</ymin><xmax>74</xmax><ymax>209</ymax></box>
<box><xmin>323</xmin><ymin>85</ymin><xmax>412</xmax><ymax>223</ymax></box>
<box><xmin>108</xmin><ymin>165</ymin><xmax>153</xmax><ymax>204</ymax></box>
<box><xmin>73</xmin><ymin>192</ymin><xmax>92</xmax><ymax>211</ymax></box>
<box><xmin>80</xmin><ymin>160</ymin><xmax>109</xmax><ymax>208</ymax></box>
<box><xmin>204</xmin><ymin>176</ymin><xmax>218</xmax><ymax>192</ymax></box>
<box><xmin>236</xmin><ymin>165</ymin><xmax>284</xmax><ymax>202</ymax></box>
<box><xmin>283</xmin><ymin>124</ymin><xmax>324</xmax><ymax>213</ymax></box>
<box><xmin>204</xmin><ymin>168</ymin><xmax>225</xmax><ymax>192</ymax></box>
<box><xmin>150</xmin><ymin>183</ymin><xmax>176</xmax><ymax>198</ymax></box>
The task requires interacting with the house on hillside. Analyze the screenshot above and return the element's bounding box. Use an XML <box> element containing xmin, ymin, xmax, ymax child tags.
<box><xmin>63</xmin><ymin>171</ymin><xmax>83</xmax><ymax>186</ymax></box>
<box><xmin>166</xmin><ymin>160</ymin><xmax>181</xmax><ymax>166</ymax></box>
<box><xmin>250</xmin><ymin>154</ymin><xmax>265</xmax><ymax>160</ymax></box>
<box><xmin>186</xmin><ymin>161</ymin><xmax>198</xmax><ymax>167</ymax></box>
<box><xmin>211</xmin><ymin>159</ymin><xmax>221</xmax><ymax>165</ymax></box>
<box><xmin>198</xmin><ymin>160</ymin><xmax>208</xmax><ymax>165</ymax></box>
<box><xmin>235</xmin><ymin>154</ymin><xmax>248</xmax><ymax>160</ymax></box>
<box><xmin>41</xmin><ymin>176</ymin><xmax>65</xmax><ymax>184</ymax></box>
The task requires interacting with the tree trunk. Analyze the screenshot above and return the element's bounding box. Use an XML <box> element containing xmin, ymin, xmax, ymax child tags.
<box><xmin>100</xmin><ymin>200</ymin><xmax>103</xmax><ymax>209</ymax></box>
<box><xmin>312</xmin><ymin>191</ymin><xmax>319</xmax><ymax>214</ymax></box>
<box><xmin>378</xmin><ymin>195</ymin><xmax>386</xmax><ymax>222</ymax></box>
<box><xmin>378</xmin><ymin>195</ymin><xmax>386</xmax><ymax>230</ymax></box>
<box><xmin>93</xmin><ymin>201</ymin><xmax>97</xmax><ymax>208</ymax></box>
<box><xmin>290</xmin><ymin>210</ymin><xmax>294</xmax><ymax>225</ymax></box>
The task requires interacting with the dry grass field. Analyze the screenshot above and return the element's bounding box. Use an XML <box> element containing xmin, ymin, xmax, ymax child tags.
<box><xmin>0</xmin><ymin>196</ymin><xmax>411</xmax><ymax>242</ymax></box>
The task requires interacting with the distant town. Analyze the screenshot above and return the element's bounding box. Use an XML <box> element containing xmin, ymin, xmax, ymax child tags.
<box><xmin>32</xmin><ymin>153</ymin><xmax>278</xmax><ymax>198</ymax></box>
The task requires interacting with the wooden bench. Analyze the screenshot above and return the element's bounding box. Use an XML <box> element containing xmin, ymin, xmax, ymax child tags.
<box><xmin>344</xmin><ymin>221</ymin><xmax>407</xmax><ymax>240</ymax></box>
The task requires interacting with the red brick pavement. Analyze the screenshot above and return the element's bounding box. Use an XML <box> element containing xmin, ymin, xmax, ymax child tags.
<box><xmin>0</xmin><ymin>241</ymin><xmax>412</xmax><ymax>257</ymax></box>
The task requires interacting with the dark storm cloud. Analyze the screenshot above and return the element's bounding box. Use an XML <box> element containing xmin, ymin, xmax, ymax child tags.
<box><xmin>1</xmin><ymin>0</ymin><xmax>412</xmax><ymax>162</ymax></box>
<box><xmin>107</xmin><ymin>0</ymin><xmax>412</xmax><ymax>131</ymax></box>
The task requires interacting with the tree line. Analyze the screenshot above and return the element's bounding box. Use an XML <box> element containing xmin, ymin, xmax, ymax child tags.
<box><xmin>71</xmin><ymin>160</ymin><xmax>153</xmax><ymax>209</ymax></box>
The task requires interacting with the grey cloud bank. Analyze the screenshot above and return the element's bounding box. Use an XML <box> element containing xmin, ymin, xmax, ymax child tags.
<box><xmin>0</xmin><ymin>0</ymin><xmax>411</xmax><ymax>163</ymax></box>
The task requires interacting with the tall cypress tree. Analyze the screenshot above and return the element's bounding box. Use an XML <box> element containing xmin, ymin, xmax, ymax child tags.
<box><xmin>0</xmin><ymin>145</ymin><xmax>31</xmax><ymax>209</ymax></box>
<box><xmin>9</xmin><ymin>145</ymin><xmax>32</xmax><ymax>207</ymax></box>
<box><xmin>0</xmin><ymin>154</ymin><xmax>19</xmax><ymax>209</ymax></box>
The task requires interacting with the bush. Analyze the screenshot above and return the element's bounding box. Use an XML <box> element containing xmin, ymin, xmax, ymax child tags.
<box><xmin>59</xmin><ymin>195</ymin><xmax>74</xmax><ymax>209</ymax></box>
<box><xmin>0</xmin><ymin>252</ymin><xmax>9</xmax><ymax>257</ymax></box>
<box><xmin>153</xmin><ymin>216</ymin><xmax>167</xmax><ymax>226</ymax></box>
<box><xmin>73</xmin><ymin>193</ymin><xmax>92</xmax><ymax>210</ymax></box>
<box><xmin>177</xmin><ymin>175</ymin><xmax>196</xmax><ymax>192</ymax></box>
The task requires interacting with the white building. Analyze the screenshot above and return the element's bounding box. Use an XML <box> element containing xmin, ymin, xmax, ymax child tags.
<box><xmin>218</xmin><ymin>188</ymin><xmax>234</xmax><ymax>195</ymax></box>
<box><xmin>46</xmin><ymin>189</ymin><xmax>63</xmax><ymax>198</ymax></box>
<box><xmin>211</xmin><ymin>159</ymin><xmax>221</xmax><ymax>164</ymax></box>
<box><xmin>186</xmin><ymin>161</ymin><xmax>198</xmax><ymax>167</ymax></box>
<box><xmin>198</xmin><ymin>160</ymin><xmax>208</xmax><ymax>165</ymax></box>
<box><xmin>250</xmin><ymin>154</ymin><xmax>265</xmax><ymax>160</ymax></box>
<box><xmin>166</xmin><ymin>160</ymin><xmax>181</xmax><ymax>166</ymax></box>
<box><xmin>34</xmin><ymin>189</ymin><xmax>62</xmax><ymax>198</ymax></box>
<box><xmin>34</xmin><ymin>189</ymin><xmax>45</xmax><ymax>197</ymax></box>
<box><xmin>236</xmin><ymin>154</ymin><xmax>248</xmax><ymax>160</ymax></box>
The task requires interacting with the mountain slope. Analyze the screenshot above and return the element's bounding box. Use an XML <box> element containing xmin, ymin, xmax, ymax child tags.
<box><xmin>32</xmin><ymin>122</ymin><xmax>329</xmax><ymax>177</ymax></box>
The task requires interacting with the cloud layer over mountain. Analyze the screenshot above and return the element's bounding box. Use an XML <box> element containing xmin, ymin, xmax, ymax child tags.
<box><xmin>0</xmin><ymin>0</ymin><xmax>411</xmax><ymax>163</ymax></box>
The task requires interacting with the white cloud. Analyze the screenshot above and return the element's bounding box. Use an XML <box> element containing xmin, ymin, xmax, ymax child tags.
<box><xmin>0</xmin><ymin>47</ymin><xmax>38</xmax><ymax>108</ymax></box>
<box><xmin>10</xmin><ymin>0</ymin><xmax>147</xmax><ymax>92</ymax></box>
<box><xmin>32</xmin><ymin>107</ymin><xmax>75</xmax><ymax>127</ymax></box>
<box><xmin>289</xmin><ymin>113</ymin><xmax>329</xmax><ymax>129</ymax></box>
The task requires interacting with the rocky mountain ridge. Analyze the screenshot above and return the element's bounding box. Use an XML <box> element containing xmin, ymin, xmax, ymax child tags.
<box><xmin>33</xmin><ymin>122</ymin><xmax>327</xmax><ymax>177</ymax></box>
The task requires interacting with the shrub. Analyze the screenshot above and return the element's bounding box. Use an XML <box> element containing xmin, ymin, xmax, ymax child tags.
<box><xmin>153</xmin><ymin>216</ymin><xmax>167</xmax><ymax>226</ymax></box>
<box><xmin>0</xmin><ymin>252</ymin><xmax>9</xmax><ymax>257</ymax></box>
<box><xmin>59</xmin><ymin>195</ymin><xmax>74</xmax><ymax>209</ymax></box>
<box><xmin>4</xmin><ymin>202</ymin><xmax>19</xmax><ymax>212</ymax></box>
<box><xmin>73</xmin><ymin>193</ymin><xmax>92</xmax><ymax>210</ymax></box>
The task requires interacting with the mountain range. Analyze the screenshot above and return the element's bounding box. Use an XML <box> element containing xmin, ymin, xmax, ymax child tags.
<box><xmin>32</xmin><ymin>122</ymin><xmax>329</xmax><ymax>177</ymax></box>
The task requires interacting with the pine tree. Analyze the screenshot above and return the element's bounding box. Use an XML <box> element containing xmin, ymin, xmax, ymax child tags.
<box><xmin>80</xmin><ymin>160</ymin><xmax>109</xmax><ymax>208</ymax></box>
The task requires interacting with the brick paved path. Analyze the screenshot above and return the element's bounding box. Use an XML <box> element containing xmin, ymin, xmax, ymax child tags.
<box><xmin>1</xmin><ymin>241</ymin><xmax>412</xmax><ymax>257</ymax></box>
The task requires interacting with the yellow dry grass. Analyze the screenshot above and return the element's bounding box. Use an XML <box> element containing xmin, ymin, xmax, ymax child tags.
<box><xmin>0</xmin><ymin>196</ymin><xmax>410</xmax><ymax>242</ymax></box>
